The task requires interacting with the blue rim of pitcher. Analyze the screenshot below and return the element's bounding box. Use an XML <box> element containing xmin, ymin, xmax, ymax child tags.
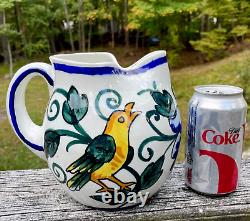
<box><xmin>53</xmin><ymin>56</ymin><xmax>167</xmax><ymax>75</ymax></box>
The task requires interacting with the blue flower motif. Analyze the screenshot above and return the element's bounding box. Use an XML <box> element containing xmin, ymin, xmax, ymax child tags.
<box><xmin>171</xmin><ymin>133</ymin><xmax>181</xmax><ymax>160</ymax></box>
<box><xmin>169</xmin><ymin>108</ymin><xmax>182</xmax><ymax>134</ymax></box>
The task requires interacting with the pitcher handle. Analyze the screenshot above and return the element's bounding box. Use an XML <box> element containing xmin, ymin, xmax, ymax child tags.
<box><xmin>6</xmin><ymin>62</ymin><xmax>54</xmax><ymax>160</ymax></box>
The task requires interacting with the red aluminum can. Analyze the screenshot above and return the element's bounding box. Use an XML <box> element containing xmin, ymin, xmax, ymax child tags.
<box><xmin>185</xmin><ymin>85</ymin><xmax>247</xmax><ymax>195</ymax></box>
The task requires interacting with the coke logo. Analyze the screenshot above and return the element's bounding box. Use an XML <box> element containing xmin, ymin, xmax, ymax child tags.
<box><xmin>202</xmin><ymin>128</ymin><xmax>240</xmax><ymax>145</ymax></box>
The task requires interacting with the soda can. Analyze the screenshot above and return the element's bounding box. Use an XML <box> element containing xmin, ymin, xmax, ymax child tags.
<box><xmin>185</xmin><ymin>85</ymin><xmax>247</xmax><ymax>195</ymax></box>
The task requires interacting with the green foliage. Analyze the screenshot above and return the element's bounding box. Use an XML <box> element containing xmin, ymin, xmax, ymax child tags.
<box><xmin>190</xmin><ymin>29</ymin><xmax>227</xmax><ymax>60</ymax></box>
<box><xmin>237</xmin><ymin>59</ymin><xmax>250</xmax><ymax>106</ymax></box>
<box><xmin>0</xmin><ymin>0</ymin><xmax>16</xmax><ymax>9</ymax></box>
<box><xmin>231</xmin><ymin>25</ymin><xmax>249</xmax><ymax>38</ymax></box>
<box><xmin>0</xmin><ymin>24</ymin><xmax>18</xmax><ymax>38</ymax></box>
<box><xmin>166</xmin><ymin>50</ymin><xmax>180</xmax><ymax>67</ymax></box>
<box><xmin>22</xmin><ymin>40</ymin><xmax>49</xmax><ymax>58</ymax></box>
<box><xmin>0</xmin><ymin>0</ymin><xmax>249</xmax><ymax>62</ymax></box>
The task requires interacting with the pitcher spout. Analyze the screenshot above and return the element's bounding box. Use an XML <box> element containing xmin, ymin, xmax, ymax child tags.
<box><xmin>123</xmin><ymin>50</ymin><xmax>166</xmax><ymax>70</ymax></box>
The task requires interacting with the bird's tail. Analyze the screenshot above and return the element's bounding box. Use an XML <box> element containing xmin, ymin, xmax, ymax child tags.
<box><xmin>67</xmin><ymin>171</ymin><xmax>90</xmax><ymax>191</ymax></box>
<box><xmin>66</xmin><ymin>155</ymin><xmax>102</xmax><ymax>191</ymax></box>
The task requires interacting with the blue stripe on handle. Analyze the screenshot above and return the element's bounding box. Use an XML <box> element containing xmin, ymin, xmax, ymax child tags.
<box><xmin>54</xmin><ymin>56</ymin><xmax>167</xmax><ymax>75</ymax></box>
<box><xmin>9</xmin><ymin>69</ymin><xmax>54</xmax><ymax>151</ymax></box>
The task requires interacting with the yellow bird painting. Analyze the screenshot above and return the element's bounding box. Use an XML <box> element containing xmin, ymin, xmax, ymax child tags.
<box><xmin>66</xmin><ymin>102</ymin><xmax>140</xmax><ymax>192</ymax></box>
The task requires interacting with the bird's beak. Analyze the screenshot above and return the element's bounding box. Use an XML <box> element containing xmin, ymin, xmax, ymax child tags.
<box><xmin>125</xmin><ymin>102</ymin><xmax>141</xmax><ymax>122</ymax></box>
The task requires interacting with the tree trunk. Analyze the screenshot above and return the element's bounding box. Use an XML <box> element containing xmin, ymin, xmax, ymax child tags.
<box><xmin>118</xmin><ymin>1</ymin><xmax>123</xmax><ymax>39</ymax></box>
<box><xmin>50</xmin><ymin>36</ymin><xmax>56</xmax><ymax>53</ymax></box>
<box><xmin>217</xmin><ymin>17</ymin><xmax>221</xmax><ymax>29</ymax></box>
<box><xmin>124</xmin><ymin>0</ymin><xmax>129</xmax><ymax>48</ymax></box>
<box><xmin>201</xmin><ymin>14</ymin><xmax>209</xmax><ymax>32</ymax></box>
<box><xmin>135</xmin><ymin>29</ymin><xmax>139</xmax><ymax>49</ymax></box>
<box><xmin>0</xmin><ymin>10</ymin><xmax>13</xmax><ymax>77</ymax></box>
<box><xmin>7</xmin><ymin>39</ymin><xmax>13</xmax><ymax>77</ymax></box>
<box><xmin>0</xmin><ymin>11</ymin><xmax>8</xmax><ymax>65</ymax></box>
<box><xmin>15</xmin><ymin>1</ymin><xmax>27</xmax><ymax>58</ymax></box>
<box><xmin>142</xmin><ymin>32</ymin><xmax>145</xmax><ymax>48</ymax></box>
<box><xmin>14</xmin><ymin>2</ymin><xmax>20</xmax><ymax>32</ymax></box>
<box><xmin>107</xmin><ymin>0</ymin><xmax>115</xmax><ymax>48</ymax></box>
<box><xmin>63</xmin><ymin>0</ymin><xmax>75</xmax><ymax>52</ymax></box>
<box><xmin>78</xmin><ymin>0</ymin><xmax>85</xmax><ymax>51</ymax></box>
<box><xmin>88</xmin><ymin>20</ymin><xmax>92</xmax><ymax>52</ymax></box>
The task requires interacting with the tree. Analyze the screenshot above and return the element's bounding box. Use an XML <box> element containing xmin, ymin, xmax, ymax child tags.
<box><xmin>0</xmin><ymin>0</ymin><xmax>17</xmax><ymax>77</ymax></box>
<box><xmin>128</xmin><ymin>0</ymin><xmax>200</xmax><ymax>64</ymax></box>
<box><xmin>124</xmin><ymin>0</ymin><xmax>129</xmax><ymax>47</ymax></box>
<box><xmin>14</xmin><ymin>1</ymin><xmax>27</xmax><ymax>57</ymax></box>
<box><xmin>190</xmin><ymin>29</ymin><xmax>227</xmax><ymax>60</ymax></box>
<box><xmin>63</xmin><ymin>0</ymin><xmax>75</xmax><ymax>52</ymax></box>
<box><xmin>78</xmin><ymin>0</ymin><xmax>86</xmax><ymax>51</ymax></box>
<box><xmin>106</xmin><ymin>0</ymin><xmax>115</xmax><ymax>48</ymax></box>
<box><xmin>190</xmin><ymin>0</ymin><xmax>250</xmax><ymax>60</ymax></box>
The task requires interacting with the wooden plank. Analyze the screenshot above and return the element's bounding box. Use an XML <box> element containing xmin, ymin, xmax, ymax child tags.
<box><xmin>0</xmin><ymin>160</ymin><xmax>250</xmax><ymax>221</ymax></box>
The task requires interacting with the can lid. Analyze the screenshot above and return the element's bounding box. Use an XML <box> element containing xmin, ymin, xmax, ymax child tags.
<box><xmin>194</xmin><ymin>85</ymin><xmax>243</xmax><ymax>96</ymax></box>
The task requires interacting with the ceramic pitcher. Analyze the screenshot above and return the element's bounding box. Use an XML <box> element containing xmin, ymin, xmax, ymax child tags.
<box><xmin>6</xmin><ymin>51</ymin><xmax>181</xmax><ymax>208</ymax></box>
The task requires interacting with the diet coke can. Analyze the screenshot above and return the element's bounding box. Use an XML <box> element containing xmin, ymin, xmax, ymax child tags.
<box><xmin>185</xmin><ymin>85</ymin><xmax>247</xmax><ymax>195</ymax></box>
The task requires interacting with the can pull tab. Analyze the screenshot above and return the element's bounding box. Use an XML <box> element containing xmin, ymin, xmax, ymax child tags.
<box><xmin>205</xmin><ymin>90</ymin><xmax>224</xmax><ymax>94</ymax></box>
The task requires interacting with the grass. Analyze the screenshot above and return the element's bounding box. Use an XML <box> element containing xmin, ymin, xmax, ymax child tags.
<box><xmin>172</xmin><ymin>50</ymin><xmax>250</xmax><ymax>161</ymax></box>
<box><xmin>0</xmin><ymin>49</ymin><xmax>249</xmax><ymax>170</ymax></box>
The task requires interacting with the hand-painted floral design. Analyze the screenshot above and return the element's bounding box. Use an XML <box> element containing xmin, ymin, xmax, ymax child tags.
<box><xmin>62</xmin><ymin>86</ymin><xmax>88</xmax><ymax>125</ymax></box>
<box><xmin>139</xmin><ymin>155</ymin><xmax>164</xmax><ymax>190</ymax></box>
<box><xmin>169</xmin><ymin>108</ymin><xmax>182</xmax><ymax>134</ymax></box>
<box><xmin>45</xmin><ymin>82</ymin><xmax>181</xmax><ymax>207</ymax></box>
<box><xmin>151</xmin><ymin>90</ymin><xmax>176</xmax><ymax>118</ymax></box>
<box><xmin>45</xmin><ymin>86</ymin><xmax>92</xmax><ymax>159</ymax></box>
<box><xmin>44</xmin><ymin>130</ymin><xmax>60</xmax><ymax>158</ymax></box>
<box><xmin>137</xmin><ymin>81</ymin><xmax>182</xmax><ymax>164</ymax></box>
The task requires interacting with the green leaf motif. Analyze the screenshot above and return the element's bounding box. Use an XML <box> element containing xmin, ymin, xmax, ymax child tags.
<box><xmin>44</xmin><ymin>130</ymin><xmax>60</xmax><ymax>158</ymax></box>
<box><xmin>140</xmin><ymin>155</ymin><xmax>165</xmax><ymax>190</ymax></box>
<box><xmin>62</xmin><ymin>86</ymin><xmax>88</xmax><ymax>125</ymax></box>
<box><xmin>151</xmin><ymin>90</ymin><xmax>175</xmax><ymax>118</ymax></box>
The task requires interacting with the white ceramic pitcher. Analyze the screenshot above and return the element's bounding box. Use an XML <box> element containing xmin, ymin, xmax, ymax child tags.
<box><xmin>6</xmin><ymin>51</ymin><xmax>181</xmax><ymax>208</ymax></box>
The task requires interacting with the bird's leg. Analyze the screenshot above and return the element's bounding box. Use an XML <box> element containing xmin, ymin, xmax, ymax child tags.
<box><xmin>108</xmin><ymin>175</ymin><xmax>135</xmax><ymax>191</ymax></box>
<box><xmin>92</xmin><ymin>179</ymin><xmax>114</xmax><ymax>193</ymax></box>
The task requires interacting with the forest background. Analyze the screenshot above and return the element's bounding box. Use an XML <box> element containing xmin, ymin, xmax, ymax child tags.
<box><xmin>0</xmin><ymin>0</ymin><xmax>249</xmax><ymax>170</ymax></box>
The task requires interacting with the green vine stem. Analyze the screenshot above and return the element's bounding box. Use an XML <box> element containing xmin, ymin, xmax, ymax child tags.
<box><xmin>95</xmin><ymin>89</ymin><xmax>122</xmax><ymax>120</ymax></box>
<box><xmin>56</xmin><ymin>129</ymin><xmax>90</xmax><ymax>143</ymax></box>
<box><xmin>137</xmin><ymin>88</ymin><xmax>154</xmax><ymax>96</ymax></box>
<box><xmin>137</xmin><ymin>80</ymin><xmax>157</xmax><ymax>95</ymax></box>
<box><xmin>138</xmin><ymin>134</ymin><xmax>177</xmax><ymax>162</ymax></box>
<box><xmin>164</xmin><ymin>139</ymin><xmax>176</xmax><ymax>155</ymax></box>
<box><xmin>146</xmin><ymin>110</ymin><xmax>168</xmax><ymax>137</ymax></box>
<box><xmin>54</xmin><ymin>88</ymin><xmax>67</xmax><ymax>97</ymax></box>
<box><xmin>66</xmin><ymin>140</ymin><xmax>86</xmax><ymax>152</ymax></box>
<box><xmin>73</xmin><ymin>123</ymin><xmax>92</xmax><ymax>142</ymax></box>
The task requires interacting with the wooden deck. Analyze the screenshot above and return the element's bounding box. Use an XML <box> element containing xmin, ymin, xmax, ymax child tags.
<box><xmin>0</xmin><ymin>160</ymin><xmax>250</xmax><ymax>220</ymax></box>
